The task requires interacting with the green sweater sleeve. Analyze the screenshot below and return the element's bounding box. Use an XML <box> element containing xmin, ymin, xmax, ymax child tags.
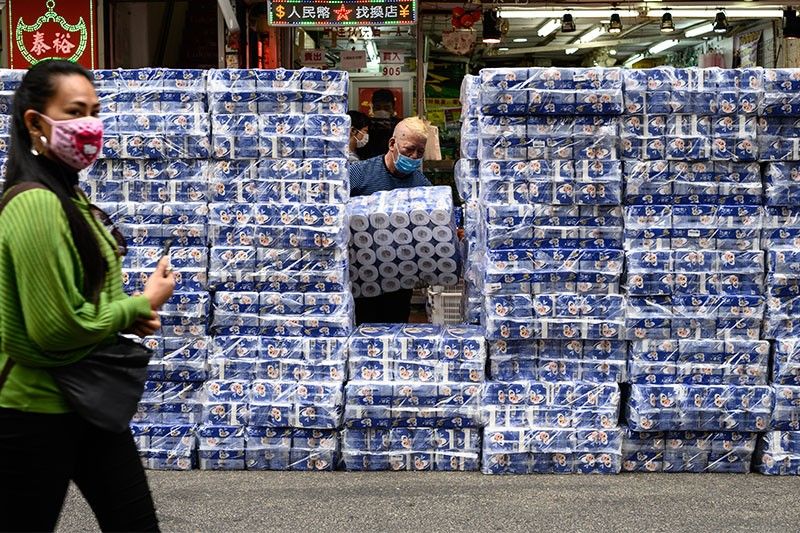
<box><xmin>5</xmin><ymin>189</ymin><xmax>151</xmax><ymax>362</ymax></box>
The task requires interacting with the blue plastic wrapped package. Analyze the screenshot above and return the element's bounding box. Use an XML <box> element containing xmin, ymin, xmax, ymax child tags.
<box><xmin>197</xmin><ymin>425</ymin><xmax>246</xmax><ymax>470</ymax></box>
<box><xmin>755</xmin><ymin>431</ymin><xmax>800</xmax><ymax>475</ymax></box>
<box><xmin>622</xmin><ymin>428</ymin><xmax>758</xmax><ymax>473</ymax></box>
<box><xmin>341</xmin><ymin>428</ymin><xmax>480</xmax><ymax>471</ymax></box>
<box><xmin>772</xmin><ymin>385</ymin><xmax>800</xmax><ymax>431</ymax></box>
<box><xmin>627</xmin><ymin>339</ymin><xmax>769</xmax><ymax>385</ymax></box>
<box><xmin>131</xmin><ymin>423</ymin><xmax>197</xmax><ymax>470</ymax></box>
<box><xmin>625</xmin><ymin>384</ymin><xmax>772</xmax><ymax>432</ymax></box>
<box><xmin>244</xmin><ymin>428</ymin><xmax>338</xmax><ymax>471</ymax></box>
<box><xmin>481</xmin><ymin>426</ymin><xmax>622</xmax><ymax>475</ymax></box>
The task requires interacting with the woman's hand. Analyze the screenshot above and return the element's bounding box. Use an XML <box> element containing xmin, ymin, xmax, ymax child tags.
<box><xmin>125</xmin><ymin>310</ymin><xmax>161</xmax><ymax>338</ymax></box>
<box><xmin>143</xmin><ymin>256</ymin><xmax>175</xmax><ymax>310</ymax></box>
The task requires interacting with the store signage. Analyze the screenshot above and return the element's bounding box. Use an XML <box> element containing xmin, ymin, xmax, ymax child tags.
<box><xmin>268</xmin><ymin>0</ymin><xmax>417</xmax><ymax>27</ymax></box>
<box><xmin>301</xmin><ymin>48</ymin><xmax>327</xmax><ymax>67</ymax></box>
<box><xmin>381</xmin><ymin>49</ymin><xmax>405</xmax><ymax>65</ymax></box>
<box><xmin>7</xmin><ymin>0</ymin><xmax>99</xmax><ymax>69</ymax></box>
<box><xmin>381</xmin><ymin>65</ymin><xmax>403</xmax><ymax>78</ymax></box>
<box><xmin>340</xmin><ymin>50</ymin><xmax>367</xmax><ymax>70</ymax></box>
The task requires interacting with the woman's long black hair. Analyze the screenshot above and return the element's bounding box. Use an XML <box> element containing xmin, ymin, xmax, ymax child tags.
<box><xmin>5</xmin><ymin>60</ymin><xmax>106</xmax><ymax>303</ymax></box>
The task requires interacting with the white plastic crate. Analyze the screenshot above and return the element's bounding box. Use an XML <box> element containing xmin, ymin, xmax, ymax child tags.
<box><xmin>426</xmin><ymin>283</ymin><xmax>465</xmax><ymax>325</ymax></box>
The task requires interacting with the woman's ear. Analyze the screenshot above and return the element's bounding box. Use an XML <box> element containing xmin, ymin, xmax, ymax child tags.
<box><xmin>23</xmin><ymin>109</ymin><xmax>42</xmax><ymax>138</ymax></box>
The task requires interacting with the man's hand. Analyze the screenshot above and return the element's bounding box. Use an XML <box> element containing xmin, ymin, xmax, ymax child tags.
<box><xmin>125</xmin><ymin>310</ymin><xmax>162</xmax><ymax>338</ymax></box>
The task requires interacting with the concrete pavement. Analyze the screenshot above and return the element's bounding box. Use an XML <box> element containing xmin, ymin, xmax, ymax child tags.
<box><xmin>57</xmin><ymin>471</ymin><xmax>800</xmax><ymax>532</ymax></box>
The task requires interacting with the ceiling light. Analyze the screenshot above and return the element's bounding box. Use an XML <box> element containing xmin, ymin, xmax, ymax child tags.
<box><xmin>609</xmin><ymin>49</ymin><xmax>618</xmax><ymax>55</ymax></box>
<box><xmin>713</xmin><ymin>11</ymin><xmax>729</xmax><ymax>33</ymax></box>
<box><xmin>499</xmin><ymin>47</ymin><xmax>510</xmax><ymax>51</ymax></box>
<box><xmin>649</xmin><ymin>39</ymin><xmax>679</xmax><ymax>55</ymax></box>
<box><xmin>482</xmin><ymin>9</ymin><xmax>502</xmax><ymax>44</ymax></box>
<box><xmin>649</xmin><ymin>9</ymin><xmax>784</xmax><ymax>18</ymax></box>
<box><xmin>685</xmin><ymin>22</ymin><xmax>715</xmax><ymax>38</ymax></box>
<box><xmin>565</xmin><ymin>47</ymin><xmax>579</xmax><ymax>54</ymax></box>
<box><xmin>578</xmin><ymin>26</ymin><xmax>604</xmax><ymax>44</ymax></box>
<box><xmin>609</xmin><ymin>13</ymin><xmax>623</xmax><ymax>33</ymax></box>
<box><xmin>660</xmin><ymin>12</ymin><xmax>675</xmax><ymax>33</ymax></box>
<box><xmin>538</xmin><ymin>19</ymin><xmax>562</xmax><ymax>37</ymax></box>
<box><xmin>562</xmin><ymin>13</ymin><xmax>576</xmax><ymax>32</ymax></box>
<box><xmin>624</xmin><ymin>53</ymin><xmax>644</xmax><ymax>67</ymax></box>
<box><xmin>513</xmin><ymin>38</ymin><xmax>528</xmax><ymax>43</ymax></box>
<box><xmin>500</xmin><ymin>9</ymin><xmax>640</xmax><ymax>19</ymax></box>
<box><xmin>785</xmin><ymin>9</ymin><xmax>800</xmax><ymax>39</ymax></box>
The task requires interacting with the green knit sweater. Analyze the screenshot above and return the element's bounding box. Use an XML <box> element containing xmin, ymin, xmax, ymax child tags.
<box><xmin>0</xmin><ymin>188</ymin><xmax>152</xmax><ymax>413</ymax></box>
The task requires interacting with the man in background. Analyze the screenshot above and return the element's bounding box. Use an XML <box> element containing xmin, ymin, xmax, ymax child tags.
<box><xmin>357</xmin><ymin>89</ymin><xmax>400</xmax><ymax>160</ymax></box>
<box><xmin>348</xmin><ymin>117</ymin><xmax>431</xmax><ymax>323</ymax></box>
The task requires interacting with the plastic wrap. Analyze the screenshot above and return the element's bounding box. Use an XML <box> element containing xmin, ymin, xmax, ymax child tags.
<box><xmin>348</xmin><ymin>186</ymin><xmax>462</xmax><ymax>297</ymax></box>
<box><xmin>482</xmin><ymin>426</ymin><xmax>622</xmax><ymax>474</ymax></box>
<box><xmin>131</xmin><ymin>424</ymin><xmax>197</xmax><ymax>470</ymax></box>
<box><xmin>627</xmin><ymin>340</ymin><xmax>769</xmax><ymax>385</ymax></box>
<box><xmin>341</xmin><ymin>428</ymin><xmax>480</xmax><ymax>471</ymax></box>
<box><xmin>622</xmin><ymin>427</ymin><xmax>758</xmax><ymax>473</ymax></box>
<box><xmin>772</xmin><ymin>385</ymin><xmax>800</xmax><ymax>430</ymax></box>
<box><xmin>488</xmin><ymin>339</ymin><xmax>626</xmax><ymax>383</ymax></box>
<box><xmin>245</xmin><ymin>428</ymin><xmax>338</xmax><ymax>471</ymax></box>
<box><xmin>625</xmin><ymin>384</ymin><xmax>772</xmax><ymax>432</ymax></box>
<box><xmin>755</xmin><ymin>431</ymin><xmax>800</xmax><ymax>474</ymax></box>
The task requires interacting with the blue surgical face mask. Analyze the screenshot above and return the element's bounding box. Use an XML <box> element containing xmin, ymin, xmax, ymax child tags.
<box><xmin>394</xmin><ymin>145</ymin><xmax>422</xmax><ymax>174</ymax></box>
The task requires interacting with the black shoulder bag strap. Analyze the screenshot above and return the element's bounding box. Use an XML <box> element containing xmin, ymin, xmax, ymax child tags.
<box><xmin>0</xmin><ymin>182</ymin><xmax>49</xmax><ymax>391</ymax></box>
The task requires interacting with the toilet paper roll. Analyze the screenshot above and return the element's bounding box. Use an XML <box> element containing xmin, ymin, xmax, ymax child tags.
<box><xmin>353</xmin><ymin>231</ymin><xmax>374</xmax><ymax>249</ymax></box>
<box><xmin>361</xmin><ymin>281</ymin><xmax>381</xmax><ymax>298</ymax></box>
<box><xmin>412</xmin><ymin>226</ymin><xmax>433</xmax><ymax>243</ymax></box>
<box><xmin>379</xmin><ymin>262</ymin><xmax>399</xmax><ymax>279</ymax></box>
<box><xmin>419</xmin><ymin>257</ymin><xmax>438</xmax><ymax>273</ymax></box>
<box><xmin>368</xmin><ymin>212</ymin><xmax>391</xmax><ymax>230</ymax></box>
<box><xmin>432</xmin><ymin>226</ymin><xmax>453</xmax><ymax>243</ymax></box>
<box><xmin>351</xmin><ymin>283</ymin><xmax>362</xmax><ymax>299</ymax></box>
<box><xmin>437</xmin><ymin>258</ymin><xmax>458</xmax><ymax>274</ymax></box>
<box><xmin>438</xmin><ymin>273</ymin><xmax>459</xmax><ymax>286</ymax></box>
<box><xmin>410</xmin><ymin>209</ymin><xmax>430</xmax><ymax>226</ymax></box>
<box><xmin>400</xmin><ymin>275</ymin><xmax>418</xmax><ymax>289</ymax></box>
<box><xmin>350</xmin><ymin>214</ymin><xmax>369</xmax><ymax>232</ymax></box>
<box><xmin>435</xmin><ymin>242</ymin><xmax>456</xmax><ymax>258</ymax></box>
<box><xmin>398</xmin><ymin>260</ymin><xmax>419</xmax><ymax>276</ymax></box>
<box><xmin>415</xmin><ymin>242</ymin><xmax>436</xmax><ymax>259</ymax></box>
<box><xmin>394</xmin><ymin>228</ymin><xmax>413</xmax><ymax>245</ymax></box>
<box><xmin>373</xmin><ymin>229</ymin><xmax>394</xmax><ymax>247</ymax></box>
<box><xmin>420</xmin><ymin>272</ymin><xmax>438</xmax><ymax>285</ymax></box>
<box><xmin>381</xmin><ymin>278</ymin><xmax>401</xmax><ymax>293</ymax></box>
<box><xmin>376</xmin><ymin>246</ymin><xmax>397</xmax><ymax>263</ymax></box>
<box><xmin>430</xmin><ymin>209</ymin><xmax>451</xmax><ymax>226</ymax></box>
<box><xmin>397</xmin><ymin>245</ymin><xmax>416</xmax><ymax>261</ymax></box>
<box><xmin>356</xmin><ymin>248</ymin><xmax>377</xmax><ymax>266</ymax></box>
<box><xmin>389</xmin><ymin>211</ymin><xmax>410</xmax><ymax>229</ymax></box>
<box><xmin>358</xmin><ymin>265</ymin><xmax>379</xmax><ymax>283</ymax></box>
<box><xmin>349</xmin><ymin>266</ymin><xmax>360</xmax><ymax>282</ymax></box>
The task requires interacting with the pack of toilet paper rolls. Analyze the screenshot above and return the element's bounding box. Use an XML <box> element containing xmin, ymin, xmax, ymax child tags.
<box><xmin>755</xmin><ymin>431</ymin><xmax>800</xmax><ymax>475</ymax></box>
<box><xmin>348</xmin><ymin>186</ymin><xmax>462</xmax><ymax>298</ymax></box>
<box><xmin>622</xmin><ymin>427</ymin><xmax>758</xmax><ymax>473</ymax></box>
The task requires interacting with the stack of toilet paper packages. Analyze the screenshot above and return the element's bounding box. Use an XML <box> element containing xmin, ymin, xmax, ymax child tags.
<box><xmin>758</xmin><ymin>69</ymin><xmax>800</xmax><ymax>166</ymax></box>
<box><xmin>197</xmin><ymin>425</ymin><xmax>339</xmax><ymax>471</ymax></box>
<box><xmin>474</xmin><ymin>67</ymin><xmax>626</xmax><ymax>353</ymax></box>
<box><xmin>481</xmin><ymin>381</ymin><xmax>622</xmax><ymax>474</ymax></box>
<box><xmin>196</xmin><ymin>379</ymin><xmax>343</xmax><ymax>470</ymax></box>
<box><xmin>342</xmin><ymin>324</ymin><xmax>486</xmax><ymax>471</ymax></box>
<box><xmin>621</xmin><ymin>428</ymin><xmax>758</xmax><ymax>473</ymax></box>
<box><xmin>456</xmin><ymin>75</ymin><xmax>483</xmax><ymax>323</ymax></box>
<box><xmin>755</xmin><ymin>431</ymin><xmax>800</xmax><ymax>475</ymax></box>
<box><xmin>625</xmin><ymin>384</ymin><xmax>773</xmax><ymax>432</ymax></box>
<box><xmin>73</xmin><ymin>69</ymin><xmax>212</xmax><ymax>469</ymax></box>
<box><xmin>488</xmin><ymin>339</ymin><xmax>627</xmax><ymax>383</ymax></box>
<box><xmin>348</xmin><ymin>186</ymin><xmax>461</xmax><ymax>297</ymax></box>
<box><xmin>199</xmin><ymin>69</ymin><xmax>351</xmax><ymax>471</ymax></box>
<box><xmin>131</xmin><ymin>423</ymin><xmax>198</xmax><ymax>471</ymax></box>
<box><xmin>0</xmin><ymin>70</ymin><xmax>23</xmax><ymax>187</ymax></box>
<box><xmin>627</xmin><ymin>340</ymin><xmax>769</xmax><ymax>385</ymax></box>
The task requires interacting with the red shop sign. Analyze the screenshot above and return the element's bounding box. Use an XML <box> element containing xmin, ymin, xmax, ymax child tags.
<box><xmin>7</xmin><ymin>0</ymin><xmax>99</xmax><ymax>69</ymax></box>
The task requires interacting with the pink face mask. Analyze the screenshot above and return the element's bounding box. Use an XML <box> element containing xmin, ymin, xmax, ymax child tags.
<box><xmin>39</xmin><ymin>114</ymin><xmax>104</xmax><ymax>170</ymax></box>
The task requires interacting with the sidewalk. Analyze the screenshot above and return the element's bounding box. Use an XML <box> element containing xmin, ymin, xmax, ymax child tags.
<box><xmin>58</xmin><ymin>471</ymin><xmax>800</xmax><ymax>532</ymax></box>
